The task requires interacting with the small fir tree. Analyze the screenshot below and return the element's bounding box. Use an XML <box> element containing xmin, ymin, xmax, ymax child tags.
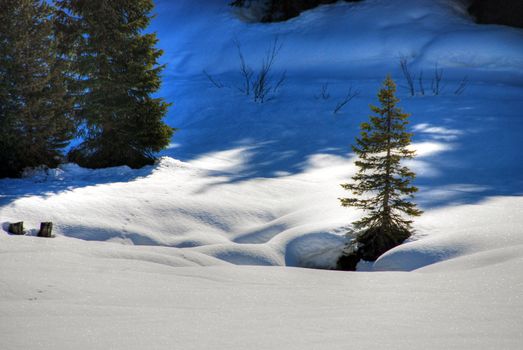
<box><xmin>0</xmin><ymin>0</ymin><xmax>75</xmax><ymax>178</ymax></box>
<box><xmin>339</xmin><ymin>75</ymin><xmax>422</xmax><ymax>265</ymax></box>
<box><xmin>57</xmin><ymin>0</ymin><xmax>174</xmax><ymax>169</ymax></box>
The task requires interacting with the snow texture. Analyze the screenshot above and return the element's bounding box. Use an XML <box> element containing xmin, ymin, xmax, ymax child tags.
<box><xmin>1</xmin><ymin>0</ymin><xmax>523</xmax><ymax>348</ymax></box>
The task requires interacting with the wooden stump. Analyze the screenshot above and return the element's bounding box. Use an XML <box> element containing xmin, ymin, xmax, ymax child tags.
<box><xmin>8</xmin><ymin>222</ymin><xmax>25</xmax><ymax>235</ymax></box>
<box><xmin>336</xmin><ymin>251</ymin><xmax>361</xmax><ymax>271</ymax></box>
<box><xmin>38</xmin><ymin>222</ymin><xmax>53</xmax><ymax>238</ymax></box>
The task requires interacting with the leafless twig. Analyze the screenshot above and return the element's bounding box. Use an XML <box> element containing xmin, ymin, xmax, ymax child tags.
<box><xmin>315</xmin><ymin>83</ymin><xmax>331</xmax><ymax>100</ymax></box>
<box><xmin>252</xmin><ymin>37</ymin><xmax>283</xmax><ymax>102</ymax></box>
<box><xmin>334</xmin><ymin>87</ymin><xmax>360</xmax><ymax>114</ymax></box>
<box><xmin>234</xmin><ymin>37</ymin><xmax>285</xmax><ymax>103</ymax></box>
<box><xmin>418</xmin><ymin>70</ymin><xmax>425</xmax><ymax>96</ymax></box>
<box><xmin>273</xmin><ymin>70</ymin><xmax>287</xmax><ymax>93</ymax></box>
<box><xmin>203</xmin><ymin>70</ymin><xmax>224</xmax><ymax>88</ymax></box>
<box><xmin>454</xmin><ymin>76</ymin><xmax>469</xmax><ymax>95</ymax></box>
<box><xmin>399</xmin><ymin>56</ymin><xmax>415</xmax><ymax>96</ymax></box>
<box><xmin>234</xmin><ymin>39</ymin><xmax>253</xmax><ymax>95</ymax></box>
<box><xmin>431</xmin><ymin>63</ymin><xmax>443</xmax><ymax>95</ymax></box>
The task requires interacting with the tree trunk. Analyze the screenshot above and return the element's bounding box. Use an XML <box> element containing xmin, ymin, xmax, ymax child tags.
<box><xmin>382</xmin><ymin>93</ymin><xmax>393</xmax><ymax>225</ymax></box>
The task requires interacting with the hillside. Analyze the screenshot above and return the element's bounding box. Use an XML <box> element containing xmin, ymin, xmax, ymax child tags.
<box><xmin>1</xmin><ymin>0</ymin><xmax>523</xmax><ymax>348</ymax></box>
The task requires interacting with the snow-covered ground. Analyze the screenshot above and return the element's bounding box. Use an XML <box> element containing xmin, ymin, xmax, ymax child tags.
<box><xmin>2</xmin><ymin>235</ymin><xmax>522</xmax><ymax>350</ymax></box>
<box><xmin>1</xmin><ymin>0</ymin><xmax>523</xmax><ymax>348</ymax></box>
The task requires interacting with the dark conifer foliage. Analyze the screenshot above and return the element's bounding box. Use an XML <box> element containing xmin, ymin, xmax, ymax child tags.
<box><xmin>0</xmin><ymin>0</ymin><xmax>75</xmax><ymax>178</ymax></box>
<box><xmin>231</xmin><ymin>0</ymin><xmax>362</xmax><ymax>23</ymax></box>
<box><xmin>339</xmin><ymin>76</ymin><xmax>422</xmax><ymax>262</ymax></box>
<box><xmin>57</xmin><ymin>0</ymin><xmax>174</xmax><ymax>169</ymax></box>
<box><xmin>469</xmin><ymin>0</ymin><xmax>523</xmax><ymax>28</ymax></box>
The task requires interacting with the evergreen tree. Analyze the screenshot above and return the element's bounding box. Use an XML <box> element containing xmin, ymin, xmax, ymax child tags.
<box><xmin>0</xmin><ymin>0</ymin><xmax>75</xmax><ymax>178</ymax></box>
<box><xmin>56</xmin><ymin>0</ymin><xmax>174</xmax><ymax>169</ymax></box>
<box><xmin>339</xmin><ymin>76</ymin><xmax>422</xmax><ymax>263</ymax></box>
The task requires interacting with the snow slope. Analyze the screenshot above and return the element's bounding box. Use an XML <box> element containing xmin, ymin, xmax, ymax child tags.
<box><xmin>1</xmin><ymin>0</ymin><xmax>523</xmax><ymax>348</ymax></box>
<box><xmin>2</xmin><ymin>0</ymin><xmax>522</xmax><ymax>269</ymax></box>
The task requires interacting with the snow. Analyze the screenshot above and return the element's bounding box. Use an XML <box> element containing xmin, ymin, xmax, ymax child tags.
<box><xmin>2</xmin><ymin>0</ymin><xmax>523</xmax><ymax>348</ymax></box>
<box><xmin>375</xmin><ymin>196</ymin><xmax>523</xmax><ymax>271</ymax></box>
<box><xmin>2</xmin><ymin>235</ymin><xmax>523</xmax><ymax>350</ymax></box>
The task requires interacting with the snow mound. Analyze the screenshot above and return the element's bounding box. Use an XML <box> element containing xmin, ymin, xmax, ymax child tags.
<box><xmin>373</xmin><ymin>197</ymin><xmax>523</xmax><ymax>271</ymax></box>
<box><xmin>1</xmin><ymin>0</ymin><xmax>523</xmax><ymax>272</ymax></box>
<box><xmin>2</xmin><ymin>1</ymin><xmax>523</xmax><ymax>346</ymax></box>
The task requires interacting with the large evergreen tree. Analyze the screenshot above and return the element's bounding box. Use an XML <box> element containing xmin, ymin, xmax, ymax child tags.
<box><xmin>339</xmin><ymin>76</ymin><xmax>422</xmax><ymax>264</ymax></box>
<box><xmin>0</xmin><ymin>0</ymin><xmax>75</xmax><ymax>178</ymax></box>
<box><xmin>57</xmin><ymin>0</ymin><xmax>173</xmax><ymax>169</ymax></box>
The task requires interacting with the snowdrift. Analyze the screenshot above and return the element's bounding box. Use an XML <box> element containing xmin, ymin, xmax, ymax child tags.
<box><xmin>2</xmin><ymin>0</ymin><xmax>523</xmax><ymax>348</ymax></box>
<box><xmin>1</xmin><ymin>0</ymin><xmax>523</xmax><ymax>271</ymax></box>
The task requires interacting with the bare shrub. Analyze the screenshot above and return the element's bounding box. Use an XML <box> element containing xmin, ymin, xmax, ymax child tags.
<box><xmin>252</xmin><ymin>37</ymin><xmax>286</xmax><ymax>102</ymax></box>
<box><xmin>315</xmin><ymin>83</ymin><xmax>331</xmax><ymax>100</ymax></box>
<box><xmin>418</xmin><ymin>70</ymin><xmax>425</xmax><ymax>96</ymax></box>
<box><xmin>235</xmin><ymin>37</ymin><xmax>286</xmax><ymax>103</ymax></box>
<box><xmin>398</xmin><ymin>57</ymin><xmax>467</xmax><ymax>97</ymax></box>
<box><xmin>203</xmin><ymin>70</ymin><xmax>224</xmax><ymax>88</ymax></box>
<box><xmin>234</xmin><ymin>39</ymin><xmax>253</xmax><ymax>95</ymax></box>
<box><xmin>454</xmin><ymin>76</ymin><xmax>469</xmax><ymax>95</ymax></box>
<box><xmin>399</xmin><ymin>56</ymin><xmax>415</xmax><ymax>96</ymax></box>
<box><xmin>431</xmin><ymin>63</ymin><xmax>444</xmax><ymax>95</ymax></box>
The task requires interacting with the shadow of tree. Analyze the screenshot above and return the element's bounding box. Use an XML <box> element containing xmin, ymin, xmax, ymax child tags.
<box><xmin>159</xmin><ymin>82</ymin><xmax>523</xmax><ymax>209</ymax></box>
<box><xmin>0</xmin><ymin>164</ymin><xmax>155</xmax><ymax>207</ymax></box>
<box><xmin>2</xmin><ymin>80</ymin><xmax>522</xmax><ymax>214</ymax></box>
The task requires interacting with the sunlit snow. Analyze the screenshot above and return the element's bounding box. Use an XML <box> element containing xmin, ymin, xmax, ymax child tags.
<box><xmin>1</xmin><ymin>0</ymin><xmax>523</xmax><ymax>348</ymax></box>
